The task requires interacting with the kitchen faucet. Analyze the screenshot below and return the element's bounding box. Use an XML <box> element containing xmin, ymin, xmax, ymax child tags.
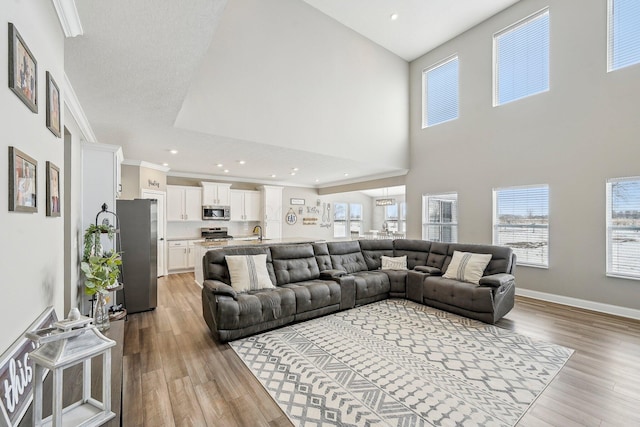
<box><xmin>252</xmin><ymin>225</ymin><xmax>263</xmax><ymax>241</ymax></box>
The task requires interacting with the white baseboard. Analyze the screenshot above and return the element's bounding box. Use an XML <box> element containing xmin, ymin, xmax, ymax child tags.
<box><xmin>515</xmin><ymin>288</ymin><xmax>640</xmax><ymax>321</ymax></box>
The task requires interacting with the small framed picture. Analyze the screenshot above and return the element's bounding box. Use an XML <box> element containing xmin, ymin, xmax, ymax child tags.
<box><xmin>46</xmin><ymin>161</ymin><xmax>61</xmax><ymax>217</ymax></box>
<box><xmin>290</xmin><ymin>198</ymin><xmax>305</xmax><ymax>205</ymax></box>
<box><xmin>9</xmin><ymin>147</ymin><xmax>38</xmax><ymax>213</ymax></box>
<box><xmin>46</xmin><ymin>72</ymin><xmax>61</xmax><ymax>137</ymax></box>
<box><xmin>8</xmin><ymin>23</ymin><xmax>38</xmax><ymax>113</ymax></box>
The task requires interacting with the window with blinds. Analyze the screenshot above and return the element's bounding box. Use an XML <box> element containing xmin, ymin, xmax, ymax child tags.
<box><xmin>606</xmin><ymin>177</ymin><xmax>640</xmax><ymax>279</ymax></box>
<box><xmin>608</xmin><ymin>0</ymin><xmax>640</xmax><ymax>71</ymax></box>
<box><xmin>333</xmin><ymin>202</ymin><xmax>363</xmax><ymax>238</ymax></box>
<box><xmin>494</xmin><ymin>8</ymin><xmax>549</xmax><ymax>106</ymax></box>
<box><xmin>493</xmin><ymin>185</ymin><xmax>549</xmax><ymax>267</ymax></box>
<box><xmin>422</xmin><ymin>193</ymin><xmax>458</xmax><ymax>243</ymax></box>
<box><xmin>422</xmin><ymin>55</ymin><xmax>459</xmax><ymax>128</ymax></box>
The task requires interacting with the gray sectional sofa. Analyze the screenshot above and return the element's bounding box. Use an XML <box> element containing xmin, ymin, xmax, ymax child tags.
<box><xmin>201</xmin><ymin>239</ymin><xmax>516</xmax><ymax>342</ymax></box>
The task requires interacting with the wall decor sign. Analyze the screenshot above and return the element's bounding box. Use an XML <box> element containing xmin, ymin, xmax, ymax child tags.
<box><xmin>8</xmin><ymin>23</ymin><xmax>38</xmax><ymax>113</ymax></box>
<box><xmin>46</xmin><ymin>162</ymin><xmax>60</xmax><ymax>217</ymax></box>
<box><xmin>0</xmin><ymin>307</ymin><xmax>57</xmax><ymax>427</ymax></box>
<box><xmin>290</xmin><ymin>198</ymin><xmax>305</xmax><ymax>205</ymax></box>
<box><xmin>285</xmin><ymin>208</ymin><xmax>297</xmax><ymax>225</ymax></box>
<box><xmin>8</xmin><ymin>147</ymin><xmax>37</xmax><ymax>213</ymax></box>
<box><xmin>45</xmin><ymin>72</ymin><xmax>61</xmax><ymax>137</ymax></box>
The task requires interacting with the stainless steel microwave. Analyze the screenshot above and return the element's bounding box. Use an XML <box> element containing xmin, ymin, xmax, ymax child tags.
<box><xmin>203</xmin><ymin>205</ymin><xmax>230</xmax><ymax>220</ymax></box>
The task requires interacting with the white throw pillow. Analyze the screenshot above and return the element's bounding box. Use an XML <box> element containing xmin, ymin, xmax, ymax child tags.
<box><xmin>225</xmin><ymin>254</ymin><xmax>274</xmax><ymax>292</ymax></box>
<box><xmin>442</xmin><ymin>251</ymin><xmax>492</xmax><ymax>284</ymax></box>
<box><xmin>381</xmin><ymin>255</ymin><xmax>407</xmax><ymax>270</ymax></box>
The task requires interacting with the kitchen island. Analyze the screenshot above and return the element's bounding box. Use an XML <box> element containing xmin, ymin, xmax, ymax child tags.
<box><xmin>193</xmin><ymin>237</ymin><xmax>322</xmax><ymax>285</ymax></box>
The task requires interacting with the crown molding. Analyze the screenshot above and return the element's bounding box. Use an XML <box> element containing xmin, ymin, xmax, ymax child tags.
<box><xmin>52</xmin><ymin>0</ymin><xmax>84</xmax><ymax>37</ymax></box>
<box><xmin>63</xmin><ymin>73</ymin><xmax>96</xmax><ymax>143</ymax></box>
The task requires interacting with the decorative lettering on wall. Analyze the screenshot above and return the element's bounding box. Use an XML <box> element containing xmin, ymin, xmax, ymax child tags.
<box><xmin>0</xmin><ymin>307</ymin><xmax>57</xmax><ymax>426</ymax></box>
<box><xmin>147</xmin><ymin>179</ymin><xmax>160</xmax><ymax>189</ymax></box>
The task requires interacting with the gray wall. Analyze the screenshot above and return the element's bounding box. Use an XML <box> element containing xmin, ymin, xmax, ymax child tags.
<box><xmin>406</xmin><ymin>0</ymin><xmax>640</xmax><ymax>312</ymax></box>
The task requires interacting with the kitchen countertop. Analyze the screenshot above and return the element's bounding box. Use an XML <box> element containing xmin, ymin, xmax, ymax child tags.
<box><xmin>193</xmin><ymin>237</ymin><xmax>322</xmax><ymax>248</ymax></box>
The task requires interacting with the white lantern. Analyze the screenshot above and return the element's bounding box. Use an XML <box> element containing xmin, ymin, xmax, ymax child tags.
<box><xmin>27</xmin><ymin>314</ymin><xmax>115</xmax><ymax>427</ymax></box>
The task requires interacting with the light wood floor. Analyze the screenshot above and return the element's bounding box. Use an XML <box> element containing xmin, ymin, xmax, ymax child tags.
<box><xmin>122</xmin><ymin>273</ymin><xmax>640</xmax><ymax>426</ymax></box>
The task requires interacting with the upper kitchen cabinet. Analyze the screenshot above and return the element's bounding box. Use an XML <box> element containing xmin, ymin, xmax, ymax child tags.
<box><xmin>201</xmin><ymin>182</ymin><xmax>231</xmax><ymax>206</ymax></box>
<box><xmin>167</xmin><ymin>185</ymin><xmax>202</xmax><ymax>221</ymax></box>
<box><xmin>230</xmin><ymin>190</ymin><xmax>261</xmax><ymax>221</ymax></box>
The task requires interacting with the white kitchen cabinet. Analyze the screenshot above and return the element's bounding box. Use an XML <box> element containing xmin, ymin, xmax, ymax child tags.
<box><xmin>167</xmin><ymin>185</ymin><xmax>202</xmax><ymax>221</ymax></box>
<box><xmin>168</xmin><ymin>241</ymin><xmax>188</xmax><ymax>270</ymax></box>
<box><xmin>260</xmin><ymin>185</ymin><xmax>283</xmax><ymax>239</ymax></box>
<box><xmin>168</xmin><ymin>239</ymin><xmax>204</xmax><ymax>272</ymax></box>
<box><xmin>230</xmin><ymin>190</ymin><xmax>261</xmax><ymax>221</ymax></box>
<box><xmin>201</xmin><ymin>182</ymin><xmax>231</xmax><ymax>206</ymax></box>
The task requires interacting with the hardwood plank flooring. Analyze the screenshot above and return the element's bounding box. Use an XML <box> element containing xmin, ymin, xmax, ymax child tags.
<box><xmin>123</xmin><ymin>273</ymin><xmax>640</xmax><ymax>426</ymax></box>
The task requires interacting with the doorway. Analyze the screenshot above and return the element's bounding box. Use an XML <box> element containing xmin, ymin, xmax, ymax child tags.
<box><xmin>141</xmin><ymin>189</ymin><xmax>167</xmax><ymax>276</ymax></box>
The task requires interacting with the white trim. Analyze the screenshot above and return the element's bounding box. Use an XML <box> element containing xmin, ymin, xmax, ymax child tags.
<box><xmin>122</xmin><ymin>159</ymin><xmax>171</xmax><ymax>173</ymax></box>
<box><xmin>63</xmin><ymin>74</ymin><xmax>96</xmax><ymax>142</ymax></box>
<box><xmin>81</xmin><ymin>141</ymin><xmax>121</xmax><ymax>155</ymax></box>
<box><xmin>52</xmin><ymin>0</ymin><xmax>84</xmax><ymax>37</ymax></box>
<box><xmin>516</xmin><ymin>287</ymin><xmax>640</xmax><ymax>321</ymax></box>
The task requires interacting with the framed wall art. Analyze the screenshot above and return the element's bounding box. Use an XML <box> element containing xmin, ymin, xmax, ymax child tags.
<box><xmin>9</xmin><ymin>147</ymin><xmax>38</xmax><ymax>213</ymax></box>
<box><xmin>290</xmin><ymin>198</ymin><xmax>305</xmax><ymax>205</ymax></box>
<box><xmin>46</xmin><ymin>72</ymin><xmax>61</xmax><ymax>137</ymax></box>
<box><xmin>46</xmin><ymin>161</ymin><xmax>60</xmax><ymax>217</ymax></box>
<box><xmin>8</xmin><ymin>23</ymin><xmax>38</xmax><ymax>113</ymax></box>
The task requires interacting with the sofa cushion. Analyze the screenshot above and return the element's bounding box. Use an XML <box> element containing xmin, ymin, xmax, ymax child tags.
<box><xmin>442</xmin><ymin>251</ymin><xmax>492</xmax><ymax>284</ymax></box>
<box><xmin>423</xmin><ymin>276</ymin><xmax>494</xmax><ymax>313</ymax></box>
<box><xmin>381</xmin><ymin>255</ymin><xmax>407</xmax><ymax>270</ymax></box>
<box><xmin>393</xmin><ymin>239</ymin><xmax>432</xmax><ymax>269</ymax></box>
<box><xmin>225</xmin><ymin>254</ymin><xmax>275</xmax><ymax>292</ymax></box>
<box><xmin>203</xmin><ymin>246</ymin><xmax>276</xmax><ymax>285</ymax></box>
<box><xmin>270</xmin><ymin>244</ymin><xmax>320</xmax><ymax>285</ymax></box>
<box><xmin>215</xmin><ymin>287</ymin><xmax>296</xmax><ymax>330</ymax></box>
<box><xmin>327</xmin><ymin>241</ymin><xmax>368</xmax><ymax>273</ymax></box>
<box><xmin>281</xmin><ymin>280</ymin><xmax>341</xmax><ymax>314</ymax></box>
<box><xmin>352</xmin><ymin>271</ymin><xmax>390</xmax><ymax>301</ymax></box>
<box><xmin>359</xmin><ymin>239</ymin><xmax>394</xmax><ymax>270</ymax></box>
<box><xmin>426</xmin><ymin>242</ymin><xmax>449</xmax><ymax>270</ymax></box>
<box><xmin>313</xmin><ymin>243</ymin><xmax>333</xmax><ymax>271</ymax></box>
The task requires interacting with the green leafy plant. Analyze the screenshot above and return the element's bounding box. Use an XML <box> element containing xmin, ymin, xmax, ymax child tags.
<box><xmin>81</xmin><ymin>251</ymin><xmax>122</xmax><ymax>296</ymax></box>
<box><xmin>81</xmin><ymin>224</ymin><xmax>121</xmax><ymax>296</ymax></box>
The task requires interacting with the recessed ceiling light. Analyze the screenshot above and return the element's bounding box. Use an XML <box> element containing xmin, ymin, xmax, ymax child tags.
<box><xmin>344</xmin><ymin>173</ymin><xmax>349</xmax><ymax>177</ymax></box>
<box><xmin>315</xmin><ymin>179</ymin><xmax>320</xmax><ymax>183</ymax></box>
<box><xmin>390</xmin><ymin>13</ymin><xmax>399</xmax><ymax>21</ymax></box>
<box><xmin>224</xmin><ymin>169</ymin><xmax>229</xmax><ymax>173</ymax></box>
<box><xmin>217</xmin><ymin>163</ymin><xmax>223</xmax><ymax>167</ymax></box>
<box><xmin>162</xmin><ymin>163</ymin><xmax>169</xmax><ymax>167</ymax></box>
<box><xmin>238</xmin><ymin>160</ymin><xmax>246</xmax><ymax>165</ymax></box>
<box><xmin>292</xmin><ymin>167</ymin><xmax>299</xmax><ymax>171</ymax></box>
<box><xmin>169</xmin><ymin>149</ymin><xmax>178</xmax><ymax>154</ymax></box>
<box><xmin>270</xmin><ymin>174</ymin><xmax>276</xmax><ymax>178</ymax></box>
<box><xmin>290</xmin><ymin>172</ymin><xmax>296</xmax><ymax>176</ymax></box>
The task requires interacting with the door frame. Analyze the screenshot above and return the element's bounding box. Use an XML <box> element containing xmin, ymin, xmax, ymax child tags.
<box><xmin>140</xmin><ymin>189</ymin><xmax>167</xmax><ymax>276</ymax></box>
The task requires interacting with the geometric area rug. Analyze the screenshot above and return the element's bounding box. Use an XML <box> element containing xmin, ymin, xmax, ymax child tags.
<box><xmin>230</xmin><ymin>299</ymin><xmax>574</xmax><ymax>427</ymax></box>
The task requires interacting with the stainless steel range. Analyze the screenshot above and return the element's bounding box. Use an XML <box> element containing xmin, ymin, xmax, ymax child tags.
<box><xmin>201</xmin><ymin>227</ymin><xmax>233</xmax><ymax>241</ymax></box>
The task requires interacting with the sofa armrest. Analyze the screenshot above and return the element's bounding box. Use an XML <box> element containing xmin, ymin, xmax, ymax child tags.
<box><xmin>335</xmin><ymin>275</ymin><xmax>355</xmax><ymax>310</ymax></box>
<box><xmin>203</xmin><ymin>279</ymin><xmax>237</xmax><ymax>300</ymax></box>
<box><xmin>407</xmin><ymin>270</ymin><xmax>427</xmax><ymax>303</ymax></box>
<box><xmin>320</xmin><ymin>269</ymin><xmax>348</xmax><ymax>279</ymax></box>
<box><xmin>414</xmin><ymin>266</ymin><xmax>442</xmax><ymax>275</ymax></box>
<box><xmin>479</xmin><ymin>274</ymin><xmax>515</xmax><ymax>294</ymax></box>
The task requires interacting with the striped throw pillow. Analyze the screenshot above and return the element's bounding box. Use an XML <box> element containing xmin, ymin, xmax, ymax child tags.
<box><xmin>442</xmin><ymin>251</ymin><xmax>492</xmax><ymax>284</ymax></box>
<box><xmin>225</xmin><ymin>254</ymin><xmax>274</xmax><ymax>292</ymax></box>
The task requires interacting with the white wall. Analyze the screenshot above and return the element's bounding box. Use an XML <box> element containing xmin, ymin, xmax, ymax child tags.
<box><xmin>406</xmin><ymin>0</ymin><xmax>640</xmax><ymax>311</ymax></box>
<box><xmin>0</xmin><ymin>2</ymin><xmax>66</xmax><ymax>350</ymax></box>
<box><xmin>175</xmin><ymin>0</ymin><xmax>409</xmax><ymax>172</ymax></box>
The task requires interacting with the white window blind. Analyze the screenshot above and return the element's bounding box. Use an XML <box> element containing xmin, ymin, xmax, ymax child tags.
<box><xmin>334</xmin><ymin>203</ymin><xmax>363</xmax><ymax>238</ymax></box>
<box><xmin>494</xmin><ymin>9</ymin><xmax>549</xmax><ymax>106</ymax></box>
<box><xmin>423</xmin><ymin>56</ymin><xmax>459</xmax><ymax>128</ymax></box>
<box><xmin>422</xmin><ymin>193</ymin><xmax>458</xmax><ymax>243</ymax></box>
<box><xmin>606</xmin><ymin>177</ymin><xmax>640</xmax><ymax>279</ymax></box>
<box><xmin>493</xmin><ymin>185</ymin><xmax>549</xmax><ymax>267</ymax></box>
<box><xmin>608</xmin><ymin>0</ymin><xmax>640</xmax><ymax>71</ymax></box>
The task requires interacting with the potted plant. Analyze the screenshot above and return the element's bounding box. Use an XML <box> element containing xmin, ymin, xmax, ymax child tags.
<box><xmin>81</xmin><ymin>224</ymin><xmax>121</xmax><ymax>330</ymax></box>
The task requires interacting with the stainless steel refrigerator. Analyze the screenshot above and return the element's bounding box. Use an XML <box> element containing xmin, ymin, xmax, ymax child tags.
<box><xmin>116</xmin><ymin>199</ymin><xmax>158</xmax><ymax>313</ymax></box>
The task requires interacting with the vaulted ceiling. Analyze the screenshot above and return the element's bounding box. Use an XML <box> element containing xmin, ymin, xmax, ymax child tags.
<box><xmin>64</xmin><ymin>0</ymin><xmax>520</xmax><ymax>188</ymax></box>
